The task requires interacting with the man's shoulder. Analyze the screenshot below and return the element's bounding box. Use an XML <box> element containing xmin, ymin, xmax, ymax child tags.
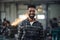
<box><xmin>35</xmin><ymin>21</ymin><xmax>43</xmax><ymax>27</ymax></box>
<box><xmin>20</xmin><ymin>19</ymin><xmax>28</xmax><ymax>25</ymax></box>
<box><xmin>19</xmin><ymin>19</ymin><xmax>27</xmax><ymax>26</ymax></box>
<box><xmin>35</xmin><ymin>21</ymin><xmax>42</xmax><ymax>24</ymax></box>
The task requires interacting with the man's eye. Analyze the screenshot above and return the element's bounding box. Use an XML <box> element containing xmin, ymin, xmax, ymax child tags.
<box><xmin>29</xmin><ymin>10</ymin><xmax>35</xmax><ymax>12</ymax></box>
<box><xmin>29</xmin><ymin>11</ymin><xmax>31</xmax><ymax>12</ymax></box>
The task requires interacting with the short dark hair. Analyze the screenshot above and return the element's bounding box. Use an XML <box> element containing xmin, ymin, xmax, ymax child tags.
<box><xmin>28</xmin><ymin>5</ymin><xmax>36</xmax><ymax>9</ymax></box>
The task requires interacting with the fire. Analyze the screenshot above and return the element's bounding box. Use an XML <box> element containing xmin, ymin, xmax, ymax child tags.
<box><xmin>11</xmin><ymin>13</ymin><xmax>28</xmax><ymax>26</ymax></box>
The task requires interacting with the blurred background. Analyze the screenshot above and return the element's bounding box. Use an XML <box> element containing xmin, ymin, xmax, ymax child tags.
<box><xmin>0</xmin><ymin>0</ymin><xmax>60</xmax><ymax>40</ymax></box>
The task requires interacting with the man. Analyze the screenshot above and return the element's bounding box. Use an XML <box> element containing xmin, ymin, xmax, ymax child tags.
<box><xmin>18</xmin><ymin>5</ymin><xmax>43</xmax><ymax>40</ymax></box>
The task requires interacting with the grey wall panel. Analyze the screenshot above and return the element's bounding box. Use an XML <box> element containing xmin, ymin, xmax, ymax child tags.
<box><xmin>10</xmin><ymin>3</ymin><xmax>17</xmax><ymax>22</ymax></box>
<box><xmin>1</xmin><ymin>3</ymin><xmax>17</xmax><ymax>22</ymax></box>
<box><xmin>48</xmin><ymin>4</ymin><xmax>60</xmax><ymax>19</ymax></box>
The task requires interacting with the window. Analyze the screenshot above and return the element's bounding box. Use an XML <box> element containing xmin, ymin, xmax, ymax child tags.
<box><xmin>19</xmin><ymin>15</ymin><xmax>28</xmax><ymax>20</ymax></box>
<box><xmin>37</xmin><ymin>15</ymin><xmax>45</xmax><ymax>19</ymax></box>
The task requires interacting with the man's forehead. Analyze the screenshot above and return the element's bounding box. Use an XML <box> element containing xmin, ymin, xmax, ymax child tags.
<box><xmin>28</xmin><ymin>8</ymin><xmax>36</xmax><ymax>10</ymax></box>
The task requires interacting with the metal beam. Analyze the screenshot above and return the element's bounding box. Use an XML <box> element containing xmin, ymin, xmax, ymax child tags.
<box><xmin>0</xmin><ymin>0</ymin><xmax>60</xmax><ymax>2</ymax></box>
<box><xmin>0</xmin><ymin>0</ymin><xmax>60</xmax><ymax>5</ymax></box>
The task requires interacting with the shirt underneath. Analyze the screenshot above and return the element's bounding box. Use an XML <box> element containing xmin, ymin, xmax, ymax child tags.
<box><xmin>30</xmin><ymin>22</ymin><xmax>34</xmax><ymax>26</ymax></box>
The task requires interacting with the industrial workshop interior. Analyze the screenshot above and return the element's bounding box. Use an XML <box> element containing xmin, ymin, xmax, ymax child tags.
<box><xmin>0</xmin><ymin>0</ymin><xmax>60</xmax><ymax>40</ymax></box>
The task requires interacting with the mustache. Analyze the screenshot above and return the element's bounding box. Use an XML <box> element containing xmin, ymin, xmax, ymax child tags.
<box><xmin>29</xmin><ymin>14</ymin><xmax>35</xmax><ymax>15</ymax></box>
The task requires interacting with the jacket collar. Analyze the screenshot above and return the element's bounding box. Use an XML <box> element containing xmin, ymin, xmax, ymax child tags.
<box><xmin>26</xmin><ymin>18</ymin><xmax>38</xmax><ymax>23</ymax></box>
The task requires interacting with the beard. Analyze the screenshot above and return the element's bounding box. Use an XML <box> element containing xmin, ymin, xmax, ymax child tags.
<box><xmin>29</xmin><ymin>14</ymin><xmax>35</xmax><ymax>19</ymax></box>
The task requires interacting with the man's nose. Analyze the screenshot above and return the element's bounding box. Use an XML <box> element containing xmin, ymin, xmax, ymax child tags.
<box><xmin>30</xmin><ymin>12</ymin><xmax>34</xmax><ymax>14</ymax></box>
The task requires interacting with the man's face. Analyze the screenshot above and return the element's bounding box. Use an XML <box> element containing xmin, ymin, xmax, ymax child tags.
<box><xmin>28</xmin><ymin>7</ymin><xmax>35</xmax><ymax>19</ymax></box>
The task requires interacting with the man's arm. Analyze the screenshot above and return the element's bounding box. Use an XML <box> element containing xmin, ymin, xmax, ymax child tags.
<box><xmin>39</xmin><ymin>23</ymin><xmax>44</xmax><ymax>40</ymax></box>
<box><xmin>18</xmin><ymin>22</ymin><xmax>23</xmax><ymax>40</ymax></box>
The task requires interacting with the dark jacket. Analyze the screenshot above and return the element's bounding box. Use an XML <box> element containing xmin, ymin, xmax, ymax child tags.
<box><xmin>18</xmin><ymin>19</ymin><xmax>44</xmax><ymax>40</ymax></box>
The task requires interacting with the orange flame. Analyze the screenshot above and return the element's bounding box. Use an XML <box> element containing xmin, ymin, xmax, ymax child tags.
<box><xmin>11</xmin><ymin>13</ymin><xmax>28</xmax><ymax>26</ymax></box>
